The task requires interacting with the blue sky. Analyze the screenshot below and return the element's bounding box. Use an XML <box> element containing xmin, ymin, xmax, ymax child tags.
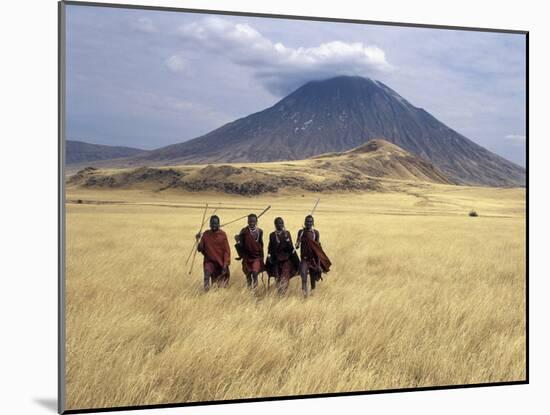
<box><xmin>65</xmin><ymin>4</ymin><xmax>527</xmax><ymax>166</ymax></box>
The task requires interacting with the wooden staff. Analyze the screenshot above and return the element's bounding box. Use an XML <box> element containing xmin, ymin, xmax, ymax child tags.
<box><xmin>188</xmin><ymin>203</ymin><xmax>209</xmax><ymax>275</ymax></box>
<box><xmin>184</xmin><ymin>204</ymin><xmax>221</xmax><ymax>266</ymax></box>
<box><xmin>220</xmin><ymin>205</ymin><xmax>271</xmax><ymax>228</ymax></box>
<box><xmin>257</xmin><ymin>205</ymin><xmax>272</xmax><ymax>220</ymax></box>
<box><xmin>310</xmin><ymin>198</ymin><xmax>321</xmax><ymax>216</ymax></box>
<box><xmin>296</xmin><ymin>199</ymin><xmax>320</xmax><ymax>249</ymax></box>
<box><xmin>219</xmin><ymin>213</ymin><xmax>249</xmax><ymax>228</ymax></box>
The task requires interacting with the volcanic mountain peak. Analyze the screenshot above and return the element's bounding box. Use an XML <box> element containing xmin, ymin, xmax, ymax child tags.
<box><xmin>73</xmin><ymin>75</ymin><xmax>525</xmax><ymax>187</ymax></box>
<box><xmin>294</xmin><ymin>75</ymin><xmax>413</xmax><ymax>105</ymax></box>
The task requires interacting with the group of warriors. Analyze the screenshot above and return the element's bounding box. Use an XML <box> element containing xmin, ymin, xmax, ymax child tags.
<box><xmin>195</xmin><ymin>214</ymin><xmax>332</xmax><ymax>296</ymax></box>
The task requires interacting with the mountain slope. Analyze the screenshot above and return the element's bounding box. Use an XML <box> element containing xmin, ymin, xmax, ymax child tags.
<box><xmin>314</xmin><ymin>139</ymin><xmax>455</xmax><ymax>184</ymax></box>
<box><xmin>130</xmin><ymin>76</ymin><xmax>524</xmax><ymax>187</ymax></box>
<box><xmin>67</xmin><ymin>139</ymin><xmax>454</xmax><ymax>195</ymax></box>
<box><xmin>66</xmin><ymin>140</ymin><xmax>146</xmax><ymax>164</ymax></box>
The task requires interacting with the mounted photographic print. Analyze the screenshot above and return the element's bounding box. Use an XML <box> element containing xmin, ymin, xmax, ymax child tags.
<box><xmin>58</xmin><ymin>1</ymin><xmax>528</xmax><ymax>413</ymax></box>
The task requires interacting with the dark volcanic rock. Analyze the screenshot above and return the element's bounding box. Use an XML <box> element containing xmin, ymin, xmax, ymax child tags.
<box><xmin>178</xmin><ymin>180</ymin><xmax>278</xmax><ymax>196</ymax></box>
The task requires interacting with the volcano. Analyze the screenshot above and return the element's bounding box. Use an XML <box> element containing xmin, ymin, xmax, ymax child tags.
<box><xmin>124</xmin><ymin>76</ymin><xmax>525</xmax><ymax>187</ymax></box>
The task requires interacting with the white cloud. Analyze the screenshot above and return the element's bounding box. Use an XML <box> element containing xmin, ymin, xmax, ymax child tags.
<box><xmin>131</xmin><ymin>17</ymin><xmax>157</xmax><ymax>34</ymax></box>
<box><xmin>175</xmin><ymin>16</ymin><xmax>393</xmax><ymax>95</ymax></box>
<box><xmin>165</xmin><ymin>55</ymin><xmax>187</xmax><ymax>73</ymax></box>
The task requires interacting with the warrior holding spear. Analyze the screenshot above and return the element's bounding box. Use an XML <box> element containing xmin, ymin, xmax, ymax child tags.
<box><xmin>266</xmin><ymin>217</ymin><xmax>300</xmax><ymax>295</ymax></box>
<box><xmin>195</xmin><ymin>215</ymin><xmax>231</xmax><ymax>292</ymax></box>
<box><xmin>296</xmin><ymin>199</ymin><xmax>332</xmax><ymax>297</ymax></box>
<box><xmin>235</xmin><ymin>206</ymin><xmax>270</xmax><ymax>289</ymax></box>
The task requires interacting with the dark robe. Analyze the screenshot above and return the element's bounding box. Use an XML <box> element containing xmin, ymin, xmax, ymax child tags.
<box><xmin>266</xmin><ymin>230</ymin><xmax>299</xmax><ymax>280</ymax></box>
<box><xmin>238</xmin><ymin>226</ymin><xmax>265</xmax><ymax>274</ymax></box>
<box><xmin>297</xmin><ymin>228</ymin><xmax>331</xmax><ymax>273</ymax></box>
<box><xmin>197</xmin><ymin>229</ymin><xmax>231</xmax><ymax>282</ymax></box>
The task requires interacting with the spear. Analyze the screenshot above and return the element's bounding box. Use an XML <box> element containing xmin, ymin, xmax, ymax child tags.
<box><xmin>257</xmin><ymin>205</ymin><xmax>272</xmax><ymax>220</ymax></box>
<box><xmin>253</xmin><ymin>206</ymin><xmax>272</xmax><ymax>292</ymax></box>
<box><xmin>184</xmin><ymin>204</ymin><xmax>220</xmax><ymax>266</ymax></box>
<box><xmin>296</xmin><ymin>199</ymin><xmax>320</xmax><ymax>249</ymax></box>
<box><xmin>220</xmin><ymin>205</ymin><xmax>271</xmax><ymax>228</ymax></box>
<box><xmin>188</xmin><ymin>203</ymin><xmax>209</xmax><ymax>275</ymax></box>
<box><xmin>219</xmin><ymin>213</ymin><xmax>249</xmax><ymax>228</ymax></box>
<box><xmin>310</xmin><ymin>198</ymin><xmax>321</xmax><ymax>216</ymax></box>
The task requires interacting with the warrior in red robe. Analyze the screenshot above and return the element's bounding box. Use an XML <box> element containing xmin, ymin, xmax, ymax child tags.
<box><xmin>196</xmin><ymin>215</ymin><xmax>231</xmax><ymax>291</ymax></box>
<box><xmin>296</xmin><ymin>215</ymin><xmax>331</xmax><ymax>296</ymax></box>
<box><xmin>236</xmin><ymin>213</ymin><xmax>265</xmax><ymax>289</ymax></box>
<box><xmin>267</xmin><ymin>217</ymin><xmax>299</xmax><ymax>295</ymax></box>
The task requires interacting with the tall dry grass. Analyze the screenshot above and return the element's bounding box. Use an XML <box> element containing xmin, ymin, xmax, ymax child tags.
<box><xmin>65</xmin><ymin>186</ymin><xmax>526</xmax><ymax>410</ymax></box>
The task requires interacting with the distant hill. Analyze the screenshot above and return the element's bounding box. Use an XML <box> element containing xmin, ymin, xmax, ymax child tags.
<box><xmin>126</xmin><ymin>76</ymin><xmax>524</xmax><ymax>187</ymax></box>
<box><xmin>314</xmin><ymin>139</ymin><xmax>455</xmax><ymax>184</ymax></box>
<box><xmin>67</xmin><ymin>139</ymin><xmax>454</xmax><ymax>195</ymax></box>
<box><xmin>66</xmin><ymin>140</ymin><xmax>145</xmax><ymax>164</ymax></box>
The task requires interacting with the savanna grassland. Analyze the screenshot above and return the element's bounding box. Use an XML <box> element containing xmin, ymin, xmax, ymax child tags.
<box><xmin>64</xmin><ymin>183</ymin><xmax>526</xmax><ymax>410</ymax></box>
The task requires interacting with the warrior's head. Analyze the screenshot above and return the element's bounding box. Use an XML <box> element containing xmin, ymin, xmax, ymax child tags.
<box><xmin>248</xmin><ymin>213</ymin><xmax>258</xmax><ymax>229</ymax></box>
<box><xmin>210</xmin><ymin>215</ymin><xmax>220</xmax><ymax>232</ymax></box>
<box><xmin>274</xmin><ymin>217</ymin><xmax>285</xmax><ymax>231</ymax></box>
<box><xmin>304</xmin><ymin>215</ymin><xmax>314</xmax><ymax>230</ymax></box>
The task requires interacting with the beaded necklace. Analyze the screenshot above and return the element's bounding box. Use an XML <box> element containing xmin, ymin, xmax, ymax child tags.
<box><xmin>274</xmin><ymin>229</ymin><xmax>287</xmax><ymax>244</ymax></box>
<box><xmin>248</xmin><ymin>226</ymin><xmax>259</xmax><ymax>242</ymax></box>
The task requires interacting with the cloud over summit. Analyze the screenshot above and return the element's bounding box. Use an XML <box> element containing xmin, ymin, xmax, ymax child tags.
<box><xmin>174</xmin><ymin>16</ymin><xmax>393</xmax><ymax>95</ymax></box>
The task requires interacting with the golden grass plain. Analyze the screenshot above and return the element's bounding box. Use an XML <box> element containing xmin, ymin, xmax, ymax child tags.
<box><xmin>65</xmin><ymin>183</ymin><xmax>526</xmax><ymax>410</ymax></box>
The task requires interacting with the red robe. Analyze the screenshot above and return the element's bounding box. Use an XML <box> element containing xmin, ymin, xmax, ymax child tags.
<box><xmin>298</xmin><ymin>228</ymin><xmax>331</xmax><ymax>273</ymax></box>
<box><xmin>197</xmin><ymin>229</ymin><xmax>231</xmax><ymax>281</ymax></box>
<box><xmin>267</xmin><ymin>230</ymin><xmax>299</xmax><ymax>280</ymax></box>
<box><xmin>239</xmin><ymin>227</ymin><xmax>265</xmax><ymax>274</ymax></box>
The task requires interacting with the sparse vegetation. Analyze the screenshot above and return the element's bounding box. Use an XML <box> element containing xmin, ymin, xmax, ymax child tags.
<box><xmin>65</xmin><ymin>184</ymin><xmax>526</xmax><ymax>410</ymax></box>
<box><xmin>66</xmin><ymin>139</ymin><xmax>454</xmax><ymax>196</ymax></box>
<box><xmin>469</xmin><ymin>210</ymin><xmax>479</xmax><ymax>217</ymax></box>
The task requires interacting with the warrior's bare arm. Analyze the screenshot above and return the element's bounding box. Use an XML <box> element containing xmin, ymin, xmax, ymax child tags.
<box><xmin>287</xmin><ymin>232</ymin><xmax>296</xmax><ymax>253</ymax></box>
<box><xmin>223</xmin><ymin>235</ymin><xmax>231</xmax><ymax>267</ymax></box>
<box><xmin>267</xmin><ymin>234</ymin><xmax>274</xmax><ymax>258</ymax></box>
<box><xmin>295</xmin><ymin>229</ymin><xmax>303</xmax><ymax>249</ymax></box>
<box><xmin>235</xmin><ymin>230</ymin><xmax>244</xmax><ymax>245</ymax></box>
<box><xmin>259</xmin><ymin>229</ymin><xmax>265</xmax><ymax>258</ymax></box>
